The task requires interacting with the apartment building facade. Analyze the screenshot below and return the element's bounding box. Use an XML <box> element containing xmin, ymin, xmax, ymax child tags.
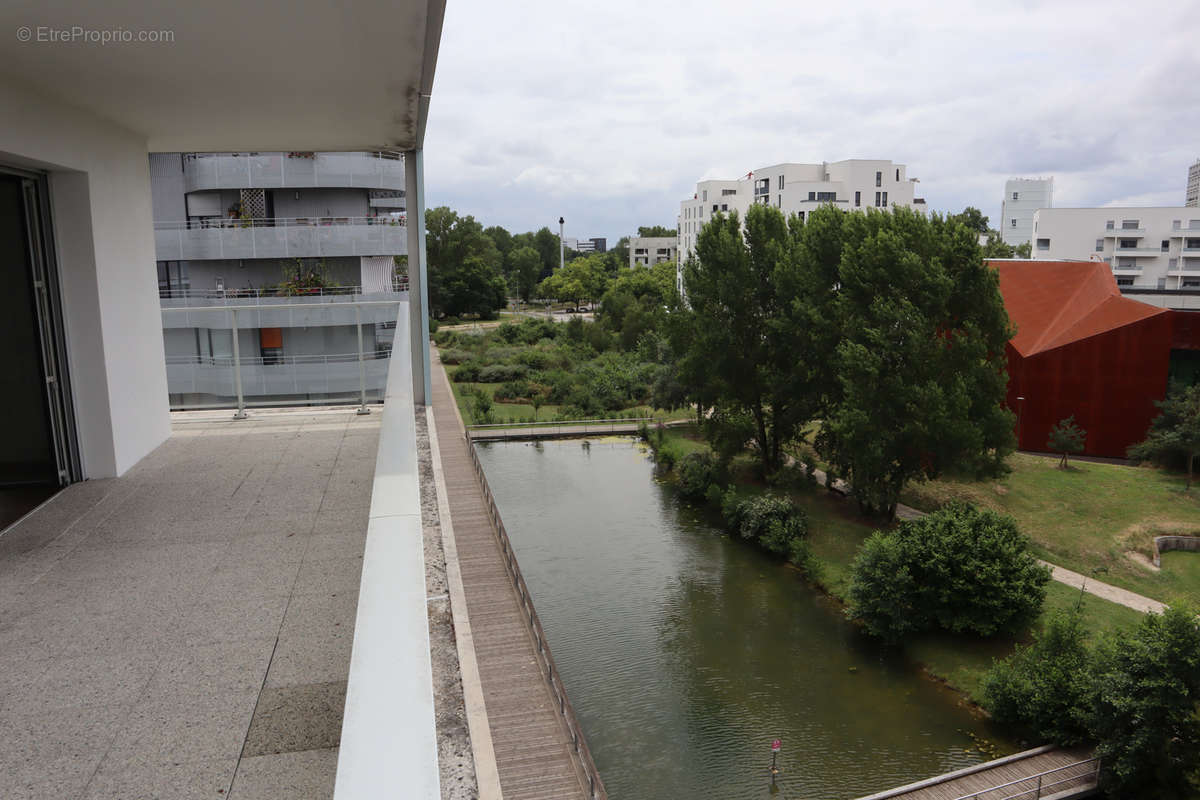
<box><xmin>150</xmin><ymin>151</ymin><xmax>409</xmax><ymax>409</ymax></box>
<box><xmin>1187</xmin><ymin>160</ymin><xmax>1199</xmax><ymax>208</ymax></box>
<box><xmin>1030</xmin><ymin>207</ymin><xmax>1200</xmax><ymax>294</ymax></box>
<box><xmin>630</xmin><ymin>236</ymin><xmax>677</xmax><ymax>267</ymax></box>
<box><xmin>677</xmin><ymin>159</ymin><xmax>924</xmax><ymax>261</ymax></box>
<box><xmin>1000</xmin><ymin>177</ymin><xmax>1053</xmax><ymax>247</ymax></box>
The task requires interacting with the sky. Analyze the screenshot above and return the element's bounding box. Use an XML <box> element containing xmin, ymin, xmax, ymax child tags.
<box><xmin>423</xmin><ymin>0</ymin><xmax>1200</xmax><ymax>245</ymax></box>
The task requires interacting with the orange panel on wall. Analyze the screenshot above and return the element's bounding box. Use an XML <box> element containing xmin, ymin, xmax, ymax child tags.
<box><xmin>260</xmin><ymin>327</ymin><xmax>283</xmax><ymax>349</ymax></box>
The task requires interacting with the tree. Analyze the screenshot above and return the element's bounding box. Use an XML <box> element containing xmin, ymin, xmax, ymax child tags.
<box><xmin>1089</xmin><ymin>605</ymin><xmax>1200</xmax><ymax>799</ymax></box>
<box><xmin>425</xmin><ymin>206</ymin><xmax>507</xmax><ymax>318</ymax></box>
<box><xmin>981</xmin><ymin>230</ymin><xmax>1016</xmax><ymax>258</ymax></box>
<box><xmin>484</xmin><ymin>225</ymin><xmax>514</xmax><ymax>259</ymax></box>
<box><xmin>1014</xmin><ymin>241</ymin><xmax>1032</xmax><ymax>259</ymax></box>
<box><xmin>818</xmin><ymin>207</ymin><xmax>1015</xmax><ymax>517</ymax></box>
<box><xmin>533</xmin><ymin>227</ymin><xmax>560</xmax><ymax>276</ymax></box>
<box><xmin>637</xmin><ymin>225</ymin><xmax>676</xmax><ymax>238</ymax></box>
<box><xmin>847</xmin><ymin>503</ymin><xmax>1050</xmax><ymax>643</ymax></box>
<box><xmin>982</xmin><ymin>611</ymin><xmax>1094</xmax><ymax>745</ymax></box>
<box><xmin>1128</xmin><ymin>383</ymin><xmax>1200</xmax><ymax>489</ymax></box>
<box><xmin>1048</xmin><ymin>415</ymin><xmax>1087</xmax><ymax>468</ymax></box>
<box><xmin>673</xmin><ymin>205</ymin><xmax>833</xmax><ymax>474</ymax></box>
<box><xmin>948</xmin><ymin>206</ymin><xmax>989</xmax><ymax>234</ymax></box>
<box><xmin>537</xmin><ymin>254</ymin><xmax>610</xmax><ymax>308</ymax></box>
<box><xmin>612</xmin><ymin>235</ymin><xmax>631</xmax><ymax>267</ymax></box>
<box><xmin>507</xmin><ymin>246</ymin><xmax>541</xmax><ymax>303</ymax></box>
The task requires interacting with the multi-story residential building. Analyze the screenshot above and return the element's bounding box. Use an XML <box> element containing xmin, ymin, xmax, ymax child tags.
<box><xmin>565</xmin><ymin>236</ymin><xmax>606</xmax><ymax>253</ymax></box>
<box><xmin>1187</xmin><ymin>160</ymin><xmax>1200</xmax><ymax>207</ymax></box>
<box><xmin>676</xmin><ymin>159</ymin><xmax>923</xmax><ymax>262</ymax></box>
<box><xmin>149</xmin><ymin>151</ymin><xmax>409</xmax><ymax>408</ymax></box>
<box><xmin>630</xmin><ymin>236</ymin><xmax>677</xmax><ymax>267</ymax></box>
<box><xmin>1000</xmin><ymin>177</ymin><xmax>1053</xmax><ymax>247</ymax></box>
<box><xmin>1030</xmin><ymin>207</ymin><xmax>1200</xmax><ymax>294</ymax></box>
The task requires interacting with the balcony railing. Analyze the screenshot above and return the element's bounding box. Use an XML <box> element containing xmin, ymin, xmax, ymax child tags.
<box><xmin>159</xmin><ymin>281</ymin><xmax>408</xmax><ymax>304</ymax></box>
<box><xmin>154</xmin><ymin>216</ymin><xmax>408</xmax><ymax>261</ymax></box>
<box><xmin>182</xmin><ymin>151</ymin><xmax>405</xmax><ymax>192</ymax></box>
<box><xmin>1111</xmin><ymin>247</ymin><xmax>1162</xmax><ymax>256</ymax></box>
<box><xmin>1104</xmin><ymin>228</ymin><xmax>1144</xmax><ymax>236</ymax></box>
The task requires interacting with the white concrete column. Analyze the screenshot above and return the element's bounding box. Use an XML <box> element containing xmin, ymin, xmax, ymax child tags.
<box><xmin>404</xmin><ymin>149</ymin><xmax>432</xmax><ymax>405</ymax></box>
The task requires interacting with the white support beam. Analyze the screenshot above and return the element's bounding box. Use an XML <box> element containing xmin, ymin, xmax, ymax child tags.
<box><xmin>404</xmin><ymin>148</ymin><xmax>432</xmax><ymax>405</ymax></box>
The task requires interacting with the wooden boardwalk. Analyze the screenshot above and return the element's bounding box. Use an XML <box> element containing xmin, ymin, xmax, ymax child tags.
<box><xmin>468</xmin><ymin>420</ymin><xmax>660</xmax><ymax>442</ymax></box>
<box><xmin>432</xmin><ymin>358</ymin><xmax>600</xmax><ymax>800</ymax></box>
<box><xmin>855</xmin><ymin>745</ymin><xmax>1099</xmax><ymax>800</ymax></box>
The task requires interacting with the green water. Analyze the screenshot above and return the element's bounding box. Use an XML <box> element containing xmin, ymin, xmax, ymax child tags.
<box><xmin>476</xmin><ymin>438</ymin><xmax>1012</xmax><ymax>800</ymax></box>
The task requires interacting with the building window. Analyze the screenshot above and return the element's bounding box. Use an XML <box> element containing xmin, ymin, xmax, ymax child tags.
<box><xmin>721</xmin><ymin>204</ymin><xmax>728</xmax><ymax>211</ymax></box>
<box><xmin>712</xmin><ymin>204</ymin><xmax>718</xmax><ymax>213</ymax></box>
<box><xmin>1106</xmin><ymin>220</ymin><xmax>1115</xmax><ymax>230</ymax></box>
<box><xmin>808</xmin><ymin>191</ymin><xmax>816</xmax><ymax>201</ymax></box>
<box><xmin>702</xmin><ymin>190</ymin><xmax>708</xmax><ymax>201</ymax></box>
<box><xmin>798</xmin><ymin>211</ymin><xmax>805</xmax><ymax>221</ymax></box>
<box><xmin>816</xmin><ymin>191</ymin><xmax>836</xmax><ymax>202</ymax></box>
<box><xmin>777</xmin><ymin>195</ymin><xmax>782</xmax><ymax>207</ymax></box>
<box><xmin>875</xmin><ymin>191</ymin><xmax>882</xmax><ymax>207</ymax></box>
<box><xmin>855</xmin><ymin>191</ymin><xmax>861</xmax><ymax>207</ymax></box>
<box><xmin>778</xmin><ymin>175</ymin><xmax>784</xmax><ymax>190</ymax></box>
<box><xmin>1037</xmin><ymin>238</ymin><xmax>1050</xmax><ymax>251</ymax></box>
<box><xmin>1116</xmin><ymin>278</ymin><xmax>1134</xmax><ymax>286</ymax></box>
<box><xmin>1122</xmin><ymin>219</ymin><xmax>1140</xmax><ymax>229</ymax></box>
<box><xmin>1119</xmin><ymin>238</ymin><xmax>1137</xmax><ymax>249</ymax></box>
<box><xmin>1118</xmin><ymin>257</ymin><xmax>1136</xmax><ymax>268</ymax></box>
<box><xmin>1012</xmin><ymin>192</ymin><xmax>1019</xmax><ymax>201</ymax></box>
<box><xmin>1012</xmin><ymin>219</ymin><xmax>1017</xmax><ymax>227</ymax></box>
<box><xmin>881</xmin><ymin>191</ymin><xmax>888</xmax><ymax>206</ymax></box>
<box><xmin>1095</xmin><ymin>239</ymin><xmax>1104</xmax><ymax>251</ymax></box>
<box><xmin>895</xmin><ymin>168</ymin><xmax>900</xmax><ymax>181</ymax></box>
<box><xmin>1162</xmin><ymin>240</ymin><xmax>1170</xmax><ymax>252</ymax></box>
<box><xmin>722</xmin><ymin>188</ymin><xmax>736</xmax><ymax>196</ymax></box>
<box><xmin>875</xmin><ymin>171</ymin><xmax>882</xmax><ymax>187</ymax></box>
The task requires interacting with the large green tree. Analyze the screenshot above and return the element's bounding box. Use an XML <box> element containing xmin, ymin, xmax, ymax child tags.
<box><xmin>1128</xmin><ymin>383</ymin><xmax>1200</xmax><ymax>489</ymax></box>
<box><xmin>537</xmin><ymin>253</ymin><xmax>611</xmax><ymax>307</ymax></box>
<box><xmin>484</xmin><ymin>225</ymin><xmax>514</xmax><ymax>259</ymax></box>
<box><xmin>507</xmin><ymin>245</ymin><xmax>542</xmax><ymax>303</ymax></box>
<box><xmin>948</xmin><ymin>206</ymin><xmax>990</xmax><ymax>234</ymax></box>
<box><xmin>425</xmin><ymin>207</ymin><xmax>507</xmax><ymax>318</ymax></box>
<box><xmin>818</xmin><ymin>207</ymin><xmax>1015</xmax><ymax>517</ymax></box>
<box><xmin>637</xmin><ymin>225</ymin><xmax>676</xmax><ymax>238</ymax></box>
<box><xmin>674</xmin><ymin>205</ymin><xmax>834</xmax><ymax>473</ymax></box>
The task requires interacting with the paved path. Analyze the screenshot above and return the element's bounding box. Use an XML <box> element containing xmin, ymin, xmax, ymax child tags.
<box><xmin>812</xmin><ymin>467</ymin><xmax>1166</xmax><ymax>615</ymax></box>
<box><xmin>431</xmin><ymin>358</ymin><xmax>593</xmax><ymax>800</ymax></box>
<box><xmin>854</xmin><ymin>745</ymin><xmax>1098</xmax><ymax>800</ymax></box>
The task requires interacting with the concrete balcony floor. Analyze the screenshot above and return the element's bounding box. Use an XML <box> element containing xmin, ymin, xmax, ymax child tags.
<box><xmin>0</xmin><ymin>407</ymin><xmax>380</xmax><ymax>800</ymax></box>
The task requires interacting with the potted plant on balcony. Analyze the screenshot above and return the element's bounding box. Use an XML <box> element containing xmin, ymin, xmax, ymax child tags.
<box><xmin>276</xmin><ymin>258</ymin><xmax>332</xmax><ymax>296</ymax></box>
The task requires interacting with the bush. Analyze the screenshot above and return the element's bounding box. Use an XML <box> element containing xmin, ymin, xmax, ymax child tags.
<box><xmin>428</xmin><ymin>317</ymin><xmax>439</xmax><ymax>334</ymax></box>
<box><xmin>454</xmin><ymin>361</ymin><xmax>483</xmax><ymax>382</ymax></box>
<box><xmin>676</xmin><ymin>452</ymin><xmax>719</xmax><ymax>501</ymax></box>
<box><xmin>722</xmin><ymin>491</ymin><xmax>809</xmax><ymax>561</ymax></box>
<box><xmin>847</xmin><ymin>503</ymin><xmax>1050</xmax><ymax>643</ymax></box>
<box><xmin>438</xmin><ymin>348</ymin><xmax>473</xmax><ymax>365</ymax></box>
<box><xmin>982</xmin><ymin>611</ymin><xmax>1094</xmax><ymax>745</ymax></box>
<box><xmin>466</xmin><ymin>388</ymin><xmax>494</xmax><ymax>424</ymax></box>
<box><xmin>493</xmin><ymin>380</ymin><xmax>533</xmax><ymax>402</ymax></box>
<box><xmin>476</xmin><ymin>363</ymin><xmax>528</xmax><ymax>383</ymax></box>
<box><xmin>516</xmin><ymin>348</ymin><xmax>553</xmax><ymax>370</ymax></box>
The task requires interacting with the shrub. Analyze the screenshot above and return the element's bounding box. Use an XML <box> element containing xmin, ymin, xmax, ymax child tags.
<box><xmin>477</xmin><ymin>363</ymin><xmax>528</xmax><ymax>383</ymax></box>
<box><xmin>466</xmin><ymin>388</ymin><xmax>494</xmax><ymax>424</ymax></box>
<box><xmin>982</xmin><ymin>611</ymin><xmax>1094</xmax><ymax>745</ymax></box>
<box><xmin>847</xmin><ymin>503</ymin><xmax>1050</xmax><ymax>643</ymax></box>
<box><xmin>438</xmin><ymin>348</ymin><xmax>473</xmax><ymax>365</ymax></box>
<box><xmin>428</xmin><ymin>317</ymin><xmax>439</xmax><ymax>334</ymax></box>
<box><xmin>493</xmin><ymin>380</ymin><xmax>533</xmax><ymax>402</ymax></box>
<box><xmin>516</xmin><ymin>348</ymin><xmax>553</xmax><ymax>370</ymax></box>
<box><xmin>676</xmin><ymin>452</ymin><xmax>719</xmax><ymax>501</ymax></box>
<box><xmin>453</xmin><ymin>361</ymin><xmax>483</xmax><ymax>382</ymax></box>
<box><xmin>722</xmin><ymin>492</ymin><xmax>809</xmax><ymax>560</ymax></box>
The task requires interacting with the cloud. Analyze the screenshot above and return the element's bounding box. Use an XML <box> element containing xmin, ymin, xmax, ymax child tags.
<box><xmin>425</xmin><ymin>0</ymin><xmax>1200</xmax><ymax>241</ymax></box>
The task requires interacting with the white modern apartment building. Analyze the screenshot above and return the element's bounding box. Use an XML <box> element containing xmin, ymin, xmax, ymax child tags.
<box><xmin>1000</xmin><ymin>177</ymin><xmax>1053</xmax><ymax>247</ymax></box>
<box><xmin>150</xmin><ymin>151</ymin><xmax>409</xmax><ymax>409</ymax></box>
<box><xmin>631</xmin><ymin>236</ymin><xmax>677</xmax><ymax>267</ymax></box>
<box><xmin>677</xmin><ymin>159</ymin><xmax>924</xmax><ymax>261</ymax></box>
<box><xmin>1187</xmin><ymin>160</ymin><xmax>1199</xmax><ymax>208</ymax></box>
<box><xmin>1030</xmin><ymin>207</ymin><xmax>1200</xmax><ymax>293</ymax></box>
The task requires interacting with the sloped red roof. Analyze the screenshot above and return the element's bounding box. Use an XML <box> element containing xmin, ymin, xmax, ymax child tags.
<box><xmin>988</xmin><ymin>259</ymin><xmax>1168</xmax><ymax>356</ymax></box>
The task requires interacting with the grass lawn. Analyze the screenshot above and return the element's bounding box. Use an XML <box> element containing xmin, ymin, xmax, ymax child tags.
<box><xmin>900</xmin><ymin>453</ymin><xmax>1200</xmax><ymax>607</ymax></box>
<box><xmin>655</xmin><ymin>427</ymin><xmax>1149</xmax><ymax>703</ymax></box>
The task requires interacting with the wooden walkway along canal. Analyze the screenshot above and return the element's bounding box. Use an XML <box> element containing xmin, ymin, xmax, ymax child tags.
<box><xmin>431</xmin><ymin>356</ymin><xmax>604</xmax><ymax>800</ymax></box>
<box><xmin>854</xmin><ymin>745</ymin><xmax>1100</xmax><ymax>800</ymax></box>
<box><xmin>468</xmin><ymin>418</ymin><xmax>687</xmax><ymax>442</ymax></box>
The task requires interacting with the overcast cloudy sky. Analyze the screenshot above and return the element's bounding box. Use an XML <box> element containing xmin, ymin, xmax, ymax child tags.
<box><xmin>424</xmin><ymin>0</ymin><xmax>1200</xmax><ymax>244</ymax></box>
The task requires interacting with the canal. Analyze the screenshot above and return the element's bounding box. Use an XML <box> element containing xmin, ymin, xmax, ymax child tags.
<box><xmin>476</xmin><ymin>438</ymin><xmax>1011</xmax><ymax>800</ymax></box>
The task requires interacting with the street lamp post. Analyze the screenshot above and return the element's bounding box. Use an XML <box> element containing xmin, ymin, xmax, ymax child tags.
<box><xmin>558</xmin><ymin>216</ymin><xmax>565</xmax><ymax>271</ymax></box>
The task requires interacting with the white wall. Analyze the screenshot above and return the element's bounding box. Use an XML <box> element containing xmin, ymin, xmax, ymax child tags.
<box><xmin>0</xmin><ymin>76</ymin><xmax>170</xmax><ymax>478</ymax></box>
<box><xmin>1000</xmin><ymin>178</ymin><xmax>1053</xmax><ymax>247</ymax></box>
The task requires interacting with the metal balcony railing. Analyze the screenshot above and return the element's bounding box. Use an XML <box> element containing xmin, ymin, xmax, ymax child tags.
<box><xmin>159</xmin><ymin>281</ymin><xmax>409</xmax><ymax>304</ymax></box>
<box><xmin>154</xmin><ymin>216</ymin><xmax>408</xmax><ymax>260</ymax></box>
<box><xmin>182</xmin><ymin>151</ymin><xmax>405</xmax><ymax>192</ymax></box>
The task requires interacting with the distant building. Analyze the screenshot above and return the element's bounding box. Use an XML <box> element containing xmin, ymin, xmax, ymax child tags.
<box><xmin>630</xmin><ymin>237</ymin><xmax>676</xmax><ymax>268</ymax></box>
<box><xmin>1000</xmin><ymin>177</ymin><xmax>1053</xmax><ymax>247</ymax></box>
<box><xmin>677</xmin><ymin>159</ymin><xmax>922</xmax><ymax>263</ymax></box>
<box><xmin>1030</xmin><ymin>207</ymin><xmax>1200</xmax><ymax>296</ymax></box>
<box><xmin>1187</xmin><ymin>160</ymin><xmax>1200</xmax><ymax>207</ymax></box>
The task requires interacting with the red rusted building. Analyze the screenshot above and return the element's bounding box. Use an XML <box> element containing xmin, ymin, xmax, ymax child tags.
<box><xmin>993</xmin><ymin>260</ymin><xmax>1200</xmax><ymax>459</ymax></box>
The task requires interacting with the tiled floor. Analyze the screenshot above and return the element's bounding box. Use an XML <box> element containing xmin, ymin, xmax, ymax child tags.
<box><xmin>0</xmin><ymin>408</ymin><xmax>380</xmax><ymax>800</ymax></box>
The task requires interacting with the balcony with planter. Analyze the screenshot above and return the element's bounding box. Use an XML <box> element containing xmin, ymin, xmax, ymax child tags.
<box><xmin>155</xmin><ymin>217</ymin><xmax>408</xmax><ymax>261</ymax></box>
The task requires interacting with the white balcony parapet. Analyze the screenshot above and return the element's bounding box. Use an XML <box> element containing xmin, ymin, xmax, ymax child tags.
<box><xmin>182</xmin><ymin>151</ymin><xmax>405</xmax><ymax>192</ymax></box>
<box><xmin>155</xmin><ymin>217</ymin><xmax>408</xmax><ymax>260</ymax></box>
<box><xmin>160</xmin><ymin>290</ymin><xmax>408</xmax><ymax>330</ymax></box>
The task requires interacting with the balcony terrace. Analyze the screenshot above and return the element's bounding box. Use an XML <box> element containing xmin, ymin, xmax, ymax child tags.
<box><xmin>154</xmin><ymin>217</ymin><xmax>408</xmax><ymax>261</ymax></box>
<box><xmin>182</xmin><ymin>152</ymin><xmax>405</xmax><ymax>193</ymax></box>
